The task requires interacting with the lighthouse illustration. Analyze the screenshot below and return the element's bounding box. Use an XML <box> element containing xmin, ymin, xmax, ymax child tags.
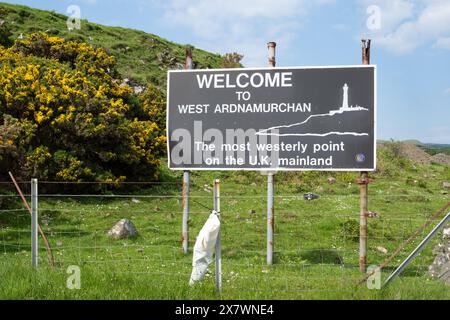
<box><xmin>330</xmin><ymin>83</ymin><xmax>367</xmax><ymax>115</ymax></box>
<box><xmin>342</xmin><ymin>83</ymin><xmax>349</xmax><ymax>109</ymax></box>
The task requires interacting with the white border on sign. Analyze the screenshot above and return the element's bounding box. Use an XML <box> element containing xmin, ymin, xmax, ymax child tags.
<box><xmin>166</xmin><ymin>65</ymin><xmax>377</xmax><ymax>172</ymax></box>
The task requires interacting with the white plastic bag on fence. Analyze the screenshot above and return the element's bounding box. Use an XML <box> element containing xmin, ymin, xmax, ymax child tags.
<box><xmin>189</xmin><ymin>211</ymin><xmax>220</xmax><ymax>286</ymax></box>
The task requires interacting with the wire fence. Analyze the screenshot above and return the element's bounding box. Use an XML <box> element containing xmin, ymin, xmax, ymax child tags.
<box><xmin>1</xmin><ymin>179</ymin><xmax>449</xmax><ymax>297</ymax></box>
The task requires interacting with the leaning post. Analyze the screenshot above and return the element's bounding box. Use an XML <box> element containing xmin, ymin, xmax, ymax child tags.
<box><xmin>266</xmin><ymin>41</ymin><xmax>276</xmax><ymax>266</ymax></box>
<box><xmin>358</xmin><ymin>39</ymin><xmax>371</xmax><ymax>273</ymax></box>
<box><xmin>182</xmin><ymin>47</ymin><xmax>193</xmax><ymax>254</ymax></box>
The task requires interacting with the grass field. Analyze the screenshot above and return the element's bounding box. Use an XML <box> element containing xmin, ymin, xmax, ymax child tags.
<box><xmin>1</xmin><ymin>157</ymin><xmax>449</xmax><ymax>300</ymax></box>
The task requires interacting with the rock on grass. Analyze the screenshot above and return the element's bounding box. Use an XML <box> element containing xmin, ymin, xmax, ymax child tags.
<box><xmin>108</xmin><ymin>219</ymin><xmax>138</xmax><ymax>239</ymax></box>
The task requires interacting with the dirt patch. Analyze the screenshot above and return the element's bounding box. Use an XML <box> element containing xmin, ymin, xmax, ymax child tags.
<box><xmin>431</xmin><ymin>153</ymin><xmax>450</xmax><ymax>166</ymax></box>
<box><xmin>389</xmin><ymin>142</ymin><xmax>450</xmax><ymax>165</ymax></box>
<box><xmin>399</xmin><ymin>143</ymin><xmax>432</xmax><ymax>165</ymax></box>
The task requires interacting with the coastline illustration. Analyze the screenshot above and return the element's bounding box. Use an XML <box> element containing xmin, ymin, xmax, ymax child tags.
<box><xmin>256</xmin><ymin>84</ymin><xmax>370</xmax><ymax>137</ymax></box>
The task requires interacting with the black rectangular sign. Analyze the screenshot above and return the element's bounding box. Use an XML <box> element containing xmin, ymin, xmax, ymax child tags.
<box><xmin>167</xmin><ymin>66</ymin><xmax>376</xmax><ymax>171</ymax></box>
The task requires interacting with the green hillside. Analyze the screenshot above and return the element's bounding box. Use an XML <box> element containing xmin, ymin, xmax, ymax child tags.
<box><xmin>0</xmin><ymin>2</ymin><xmax>228</xmax><ymax>87</ymax></box>
<box><xmin>421</xmin><ymin>143</ymin><xmax>450</xmax><ymax>156</ymax></box>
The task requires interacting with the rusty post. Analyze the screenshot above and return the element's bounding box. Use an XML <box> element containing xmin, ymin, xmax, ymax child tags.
<box><xmin>358</xmin><ymin>172</ymin><xmax>369</xmax><ymax>272</ymax></box>
<box><xmin>182</xmin><ymin>47</ymin><xmax>193</xmax><ymax>254</ymax></box>
<box><xmin>267</xmin><ymin>42</ymin><xmax>276</xmax><ymax>67</ymax></box>
<box><xmin>182</xmin><ymin>171</ymin><xmax>190</xmax><ymax>254</ymax></box>
<box><xmin>359</xmin><ymin>39</ymin><xmax>371</xmax><ymax>273</ymax></box>
<box><xmin>185</xmin><ymin>47</ymin><xmax>193</xmax><ymax>69</ymax></box>
<box><xmin>266</xmin><ymin>42</ymin><xmax>277</xmax><ymax>266</ymax></box>
<box><xmin>362</xmin><ymin>39</ymin><xmax>371</xmax><ymax>65</ymax></box>
<box><xmin>267</xmin><ymin>173</ymin><xmax>274</xmax><ymax>265</ymax></box>
<box><xmin>214</xmin><ymin>179</ymin><xmax>222</xmax><ymax>293</ymax></box>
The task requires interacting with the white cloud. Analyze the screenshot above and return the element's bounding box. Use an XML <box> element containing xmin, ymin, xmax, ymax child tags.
<box><xmin>166</xmin><ymin>0</ymin><xmax>308</xmax><ymax>20</ymax></box>
<box><xmin>362</xmin><ymin>0</ymin><xmax>450</xmax><ymax>54</ymax></box>
<box><xmin>435</xmin><ymin>37</ymin><xmax>450</xmax><ymax>49</ymax></box>
<box><xmin>160</xmin><ymin>0</ymin><xmax>335</xmax><ymax>66</ymax></box>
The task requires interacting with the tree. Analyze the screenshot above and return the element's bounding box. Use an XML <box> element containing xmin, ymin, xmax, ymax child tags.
<box><xmin>220</xmin><ymin>52</ymin><xmax>244</xmax><ymax>68</ymax></box>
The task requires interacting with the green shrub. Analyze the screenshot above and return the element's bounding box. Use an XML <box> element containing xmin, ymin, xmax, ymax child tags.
<box><xmin>0</xmin><ymin>33</ymin><xmax>166</xmax><ymax>183</ymax></box>
<box><xmin>417</xmin><ymin>180</ymin><xmax>427</xmax><ymax>189</ymax></box>
<box><xmin>220</xmin><ymin>52</ymin><xmax>243</xmax><ymax>68</ymax></box>
<box><xmin>377</xmin><ymin>141</ymin><xmax>414</xmax><ymax>176</ymax></box>
<box><xmin>340</xmin><ymin>219</ymin><xmax>359</xmax><ymax>242</ymax></box>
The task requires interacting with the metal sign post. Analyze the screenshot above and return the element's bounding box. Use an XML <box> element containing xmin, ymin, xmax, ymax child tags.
<box><xmin>359</xmin><ymin>39</ymin><xmax>371</xmax><ymax>272</ymax></box>
<box><xmin>182</xmin><ymin>47</ymin><xmax>193</xmax><ymax>254</ymax></box>
<box><xmin>214</xmin><ymin>179</ymin><xmax>222</xmax><ymax>293</ymax></box>
<box><xmin>266</xmin><ymin>42</ymin><xmax>276</xmax><ymax>265</ymax></box>
<box><xmin>31</xmin><ymin>178</ymin><xmax>38</xmax><ymax>268</ymax></box>
<box><xmin>267</xmin><ymin>171</ymin><xmax>275</xmax><ymax>265</ymax></box>
<box><xmin>182</xmin><ymin>170</ymin><xmax>190</xmax><ymax>254</ymax></box>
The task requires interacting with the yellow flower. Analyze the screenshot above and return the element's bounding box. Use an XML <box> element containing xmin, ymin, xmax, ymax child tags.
<box><xmin>35</xmin><ymin>111</ymin><xmax>45</xmax><ymax>124</ymax></box>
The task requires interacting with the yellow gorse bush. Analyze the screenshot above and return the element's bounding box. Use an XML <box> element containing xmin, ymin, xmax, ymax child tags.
<box><xmin>0</xmin><ymin>33</ymin><xmax>166</xmax><ymax>183</ymax></box>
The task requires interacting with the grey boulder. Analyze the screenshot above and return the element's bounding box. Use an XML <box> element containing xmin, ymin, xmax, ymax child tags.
<box><xmin>108</xmin><ymin>219</ymin><xmax>138</xmax><ymax>239</ymax></box>
<box><xmin>304</xmin><ymin>193</ymin><xmax>320</xmax><ymax>201</ymax></box>
<box><xmin>327</xmin><ymin>177</ymin><xmax>337</xmax><ymax>184</ymax></box>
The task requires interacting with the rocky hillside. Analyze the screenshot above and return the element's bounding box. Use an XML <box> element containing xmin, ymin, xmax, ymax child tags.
<box><xmin>379</xmin><ymin>141</ymin><xmax>450</xmax><ymax>166</ymax></box>
<box><xmin>0</xmin><ymin>2</ymin><xmax>232</xmax><ymax>88</ymax></box>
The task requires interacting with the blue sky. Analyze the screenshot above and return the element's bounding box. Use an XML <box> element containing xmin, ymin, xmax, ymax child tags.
<box><xmin>2</xmin><ymin>0</ymin><xmax>449</xmax><ymax>143</ymax></box>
